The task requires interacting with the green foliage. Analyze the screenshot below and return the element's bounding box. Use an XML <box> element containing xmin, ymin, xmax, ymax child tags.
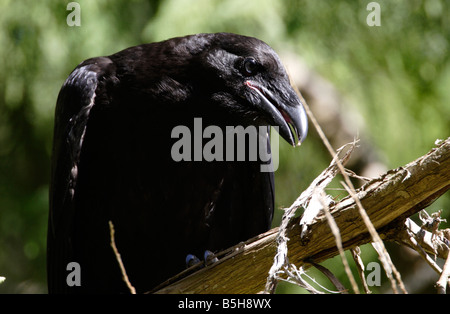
<box><xmin>0</xmin><ymin>0</ymin><xmax>448</xmax><ymax>293</ymax></box>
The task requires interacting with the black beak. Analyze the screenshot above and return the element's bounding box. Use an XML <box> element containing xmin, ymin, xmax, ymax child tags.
<box><xmin>245</xmin><ymin>80</ymin><xmax>308</xmax><ymax>146</ymax></box>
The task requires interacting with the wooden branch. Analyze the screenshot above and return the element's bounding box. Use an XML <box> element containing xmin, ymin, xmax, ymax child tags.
<box><xmin>153</xmin><ymin>138</ymin><xmax>450</xmax><ymax>294</ymax></box>
<box><xmin>109</xmin><ymin>221</ymin><xmax>136</xmax><ymax>294</ymax></box>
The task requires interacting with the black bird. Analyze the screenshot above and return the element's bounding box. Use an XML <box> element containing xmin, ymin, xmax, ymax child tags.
<box><xmin>47</xmin><ymin>33</ymin><xmax>308</xmax><ymax>293</ymax></box>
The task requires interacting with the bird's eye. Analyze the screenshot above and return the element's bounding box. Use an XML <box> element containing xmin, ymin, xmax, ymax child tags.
<box><xmin>242</xmin><ymin>57</ymin><xmax>259</xmax><ymax>76</ymax></box>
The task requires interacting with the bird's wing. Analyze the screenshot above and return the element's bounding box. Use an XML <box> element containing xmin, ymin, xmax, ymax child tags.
<box><xmin>47</xmin><ymin>57</ymin><xmax>115</xmax><ymax>292</ymax></box>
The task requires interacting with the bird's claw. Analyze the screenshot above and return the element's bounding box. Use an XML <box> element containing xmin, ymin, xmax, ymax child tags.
<box><xmin>185</xmin><ymin>250</ymin><xmax>219</xmax><ymax>268</ymax></box>
<box><xmin>185</xmin><ymin>254</ymin><xmax>201</xmax><ymax>268</ymax></box>
<box><xmin>204</xmin><ymin>250</ymin><xmax>219</xmax><ymax>266</ymax></box>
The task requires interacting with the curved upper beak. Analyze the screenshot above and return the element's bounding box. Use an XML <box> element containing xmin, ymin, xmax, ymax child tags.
<box><xmin>245</xmin><ymin>80</ymin><xmax>308</xmax><ymax>146</ymax></box>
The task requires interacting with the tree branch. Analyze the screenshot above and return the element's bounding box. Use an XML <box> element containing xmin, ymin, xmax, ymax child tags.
<box><xmin>153</xmin><ymin>137</ymin><xmax>450</xmax><ymax>294</ymax></box>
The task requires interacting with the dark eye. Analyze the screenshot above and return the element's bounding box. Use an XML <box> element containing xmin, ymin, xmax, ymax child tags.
<box><xmin>242</xmin><ymin>57</ymin><xmax>259</xmax><ymax>76</ymax></box>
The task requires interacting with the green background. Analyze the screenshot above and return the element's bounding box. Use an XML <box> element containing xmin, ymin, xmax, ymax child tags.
<box><xmin>0</xmin><ymin>0</ymin><xmax>448</xmax><ymax>293</ymax></box>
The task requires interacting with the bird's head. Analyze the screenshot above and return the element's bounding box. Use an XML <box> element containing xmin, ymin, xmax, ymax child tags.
<box><xmin>191</xmin><ymin>33</ymin><xmax>308</xmax><ymax>146</ymax></box>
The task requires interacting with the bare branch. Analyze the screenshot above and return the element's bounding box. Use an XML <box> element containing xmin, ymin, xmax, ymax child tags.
<box><xmin>153</xmin><ymin>137</ymin><xmax>450</xmax><ymax>294</ymax></box>
<box><xmin>319</xmin><ymin>188</ymin><xmax>360</xmax><ymax>294</ymax></box>
<box><xmin>293</xmin><ymin>77</ymin><xmax>406</xmax><ymax>293</ymax></box>
<box><xmin>351</xmin><ymin>247</ymin><xmax>372</xmax><ymax>294</ymax></box>
<box><xmin>109</xmin><ymin>221</ymin><xmax>136</xmax><ymax>294</ymax></box>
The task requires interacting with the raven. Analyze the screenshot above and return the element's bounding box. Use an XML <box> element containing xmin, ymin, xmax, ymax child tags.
<box><xmin>48</xmin><ymin>33</ymin><xmax>308</xmax><ymax>293</ymax></box>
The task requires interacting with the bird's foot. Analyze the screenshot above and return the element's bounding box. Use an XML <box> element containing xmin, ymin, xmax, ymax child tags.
<box><xmin>185</xmin><ymin>250</ymin><xmax>218</xmax><ymax>268</ymax></box>
<box><xmin>185</xmin><ymin>254</ymin><xmax>201</xmax><ymax>268</ymax></box>
<box><xmin>203</xmin><ymin>250</ymin><xmax>218</xmax><ymax>266</ymax></box>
